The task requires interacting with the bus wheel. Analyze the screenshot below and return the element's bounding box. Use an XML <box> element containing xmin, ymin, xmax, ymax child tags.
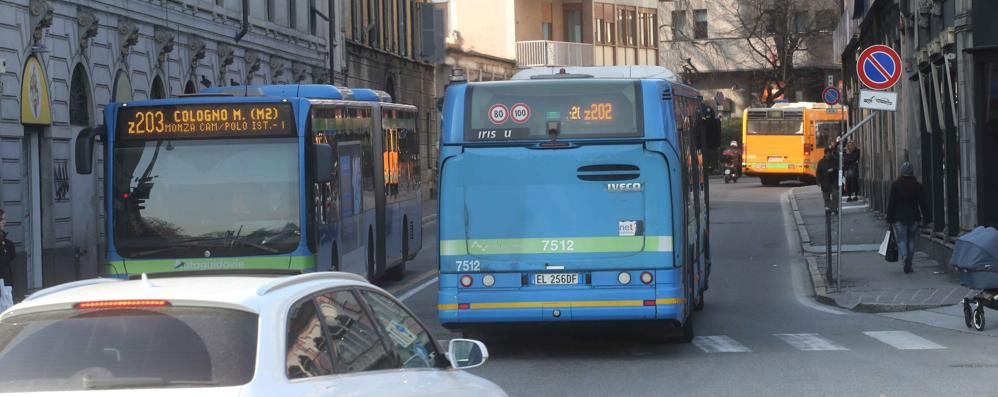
<box><xmin>694</xmin><ymin>288</ymin><xmax>705</xmax><ymax>312</ymax></box>
<box><xmin>384</xmin><ymin>221</ymin><xmax>408</xmax><ymax>281</ymax></box>
<box><xmin>676</xmin><ymin>315</ymin><xmax>694</xmax><ymax>343</ymax></box>
<box><xmin>761</xmin><ymin>177</ymin><xmax>780</xmax><ymax>187</ymax></box>
<box><xmin>367</xmin><ymin>229</ymin><xmax>376</xmax><ymax>281</ymax></box>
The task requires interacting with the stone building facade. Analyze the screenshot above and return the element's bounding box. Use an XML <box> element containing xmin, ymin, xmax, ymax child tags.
<box><xmin>0</xmin><ymin>0</ymin><xmax>330</xmax><ymax>297</ymax></box>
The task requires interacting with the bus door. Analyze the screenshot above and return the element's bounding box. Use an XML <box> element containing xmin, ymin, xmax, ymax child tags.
<box><xmin>337</xmin><ymin>141</ymin><xmax>365</xmax><ymax>275</ymax></box>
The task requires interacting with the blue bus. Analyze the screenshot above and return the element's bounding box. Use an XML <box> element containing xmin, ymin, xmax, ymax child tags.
<box><xmin>436</xmin><ymin>67</ymin><xmax>720</xmax><ymax>340</ymax></box>
<box><xmin>75</xmin><ymin>84</ymin><xmax>422</xmax><ymax>281</ymax></box>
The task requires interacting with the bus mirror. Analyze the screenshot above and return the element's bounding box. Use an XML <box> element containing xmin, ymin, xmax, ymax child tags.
<box><xmin>704</xmin><ymin>119</ymin><xmax>722</xmax><ymax>149</ymax></box>
<box><xmin>314</xmin><ymin>144</ymin><xmax>334</xmax><ymax>183</ymax></box>
<box><xmin>75</xmin><ymin>125</ymin><xmax>105</xmax><ymax>175</ymax></box>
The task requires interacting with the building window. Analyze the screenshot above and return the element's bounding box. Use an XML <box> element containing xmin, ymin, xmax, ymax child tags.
<box><xmin>70</xmin><ymin>64</ymin><xmax>90</xmax><ymax>126</ymax></box>
<box><xmin>671</xmin><ymin>10</ymin><xmax>687</xmax><ymax>40</ymax></box>
<box><xmin>565</xmin><ymin>7</ymin><xmax>582</xmax><ymax>43</ymax></box>
<box><xmin>289</xmin><ymin>0</ymin><xmax>298</xmax><ymax>29</ymax></box>
<box><xmin>794</xmin><ymin>11</ymin><xmax>809</xmax><ymax>33</ymax></box>
<box><xmin>267</xmin><ymin>0</ymin><xmax>276</xmax><ymax>23</ymax></box>
<box><xmin>638</xmin><ymin>11</ymin><xmax>657</xmax><ymax>48</ymax></box>
<box><xmin>816</xmin><ymin>10</ymin><xmax>837</xmax><ymax>31</ymax></box>
<box><xmin>543</xmin><ymin>22</ymin><xmax>553</xmax><ymax>40</ymax></box>
<box><xmin>693</xmin><ymin>9</ymin><xmax>707</xmax><ymax>39</ymax></box>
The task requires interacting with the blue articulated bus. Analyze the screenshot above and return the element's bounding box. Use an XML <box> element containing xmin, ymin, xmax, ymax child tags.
<box><xmin>436</xmin><ymin>67</ymin><xmax>721</xmax><ymax>340</ymax></box>
<box><xmin>75</xmin><ymin>84</ymin><xmax>421</xmax><ymax>281</ymax></box>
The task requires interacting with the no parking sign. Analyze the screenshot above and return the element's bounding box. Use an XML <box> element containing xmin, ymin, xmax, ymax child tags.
<box><xmin>856</xmin><ymin>45</ymin><xmax>902</xmax><ymax>91</ymax></box>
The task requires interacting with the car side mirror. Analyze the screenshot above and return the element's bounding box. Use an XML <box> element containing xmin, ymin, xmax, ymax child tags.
<box><xmin>447</xmin><ymin>338</ymin><xmax>488</xmax><ymax>369</ymax></box>
<box><xmin>314</xmin><ymin>143</ymin><xmax>334</xmax><ymax>183</ymax></box>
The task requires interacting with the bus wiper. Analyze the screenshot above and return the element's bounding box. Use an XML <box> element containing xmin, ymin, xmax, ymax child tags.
<box><xmin>83</xmin><ymin>376</ymin><xmax>217</xmax><ymax>390</ymax></box>
<box><xmin>224</xmin><ymin>226</ymin><xmax>280</xmax><ymax>254</ymax></box>
<box><xmin>126</xmin><ymin>242</ymin><xmax>208</xmax><ymax>258</ymax></box>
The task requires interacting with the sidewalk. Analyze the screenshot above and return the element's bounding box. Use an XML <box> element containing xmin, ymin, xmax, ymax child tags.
<box><xmin>790</xmin><ymin>185</ymin><xmax>973</xmax><ymax>313</ymax></box>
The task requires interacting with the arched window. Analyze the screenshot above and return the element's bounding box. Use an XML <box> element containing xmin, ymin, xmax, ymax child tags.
<box><xmin>69</xmin><ymin>64</ymin><xmax>91</xmax><ymax>126</ymax></box>
<box><xmin>151</xmin><ymin>76</ymin><xmax>166</xmax><ymax>99</ymax></box>
<box><xmin>184</xmin><ymin>80</ymin><xmax>197</xmax><ymax>94</ymax></box>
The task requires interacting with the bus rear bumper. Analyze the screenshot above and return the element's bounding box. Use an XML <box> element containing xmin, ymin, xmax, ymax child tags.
<box><xmin>438</xmin><ymin>287</ymin><xmax>685</xmax><ymax>329</ymax></box>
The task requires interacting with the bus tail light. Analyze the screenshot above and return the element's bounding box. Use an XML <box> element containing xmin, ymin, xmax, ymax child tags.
<box><xmin>640</xmin><ymin>272</ymin><xmax>653</xmax><ymax>284</ymax></box>
<box><xmin>643</xmin><ymin>300</ymin><xmax>656</xmax><ymax>306</ymax></box>
<box><xmin>482</xmin><ymin>274</ymin><xmax>496</xmax><ymax>287</ymax></box>
<box><xmin>74</xmin><ymin>300</ymin><xmax>171</xmax><ymax>309</ymax></box>
<box><xmin>460</xmin><ymin>275</ymin><xmax>473</xmax><ymax>288</ymax></box>
<box><xmin>458</xmin><ymin>303</ymin><xmax>471</xmax><ymax>310</ymax></box>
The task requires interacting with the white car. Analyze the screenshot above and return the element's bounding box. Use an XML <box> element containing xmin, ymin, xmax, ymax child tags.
<box><xmin>0</xmin><ymin>270</ymin><xmax>507</xmax><ymax>396</ymax></box>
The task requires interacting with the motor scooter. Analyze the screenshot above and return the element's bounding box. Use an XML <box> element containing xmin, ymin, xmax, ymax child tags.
<box><xmin>723</xmin><ymin>159</ymin><xmax>738</xmax><ymax>183</ymax></box>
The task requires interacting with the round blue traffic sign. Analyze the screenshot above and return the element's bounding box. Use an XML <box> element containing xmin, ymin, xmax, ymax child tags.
<box><xmin>857</xmin><ymin>45</ymin><xmax>902</xmax><ymax>90</ymax></box>
<box><xmin>822</xmin><ymin>87</ymin><xmax>841</xmax><ymax>105</ymax></box>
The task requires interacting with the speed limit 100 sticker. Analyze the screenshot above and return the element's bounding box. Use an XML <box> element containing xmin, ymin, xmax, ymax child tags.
<box><xmin>488</xmin><ymin>104</ymin><xmax>509</xmax><ymax>124</ymax></box>
<box><xmin>510</xmin><ymin>103</ymin><xmax>531</xmax><ymax>124</ymax></box>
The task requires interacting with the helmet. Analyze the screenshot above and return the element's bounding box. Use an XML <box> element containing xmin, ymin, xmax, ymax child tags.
<box><xmin>730</xmin><ymin>141</ymin><xmax>738</xmax><ymax>147</ymax></box>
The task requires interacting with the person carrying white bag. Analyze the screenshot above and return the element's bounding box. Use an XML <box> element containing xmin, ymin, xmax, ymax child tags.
<box><xmin>0</xmin><ymin>208</ymin><xmax>15</xmax><ymax>311</ymax></box>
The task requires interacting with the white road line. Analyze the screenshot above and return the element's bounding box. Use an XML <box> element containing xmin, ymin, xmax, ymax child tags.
<box><xmin>774</xmin><ymin>333</ymin><xmax>849</xmax><ymax>351</ymax></box>
<box><xmin>693</xmin><ymin>336</ymin><xmax>752</xmax><ymax>353</ymax></box>
<box><xmin>863</xmin><ymin>331</ymin><xmax>946</xmax><ymax>350</ymax></box>
<box><xmin>398</xmin><ymin>276</ymin><xmax>439</xmax><ymax>301</ymax></box>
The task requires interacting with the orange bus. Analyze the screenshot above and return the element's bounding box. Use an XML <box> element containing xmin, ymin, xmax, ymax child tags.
<box><xmin>741</xmin><ymin>102</ymin><xmax>845</xmax><ymax>186</ymax></box>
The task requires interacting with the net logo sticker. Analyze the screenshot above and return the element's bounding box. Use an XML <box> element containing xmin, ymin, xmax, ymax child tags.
<box><xmin>510</xmin><ymin>103</ymin><xmax>531</xmax><ymax>124</ymax></box>
<box><xmin>488</xmin><ymin>103</ymin><xmax>509</xmax><ymax>125</ymax></box>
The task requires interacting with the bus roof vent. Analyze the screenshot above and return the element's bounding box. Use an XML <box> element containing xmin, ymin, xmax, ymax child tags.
<box><xmin>661</xmin><ymin>89</ymin><xmax>672</xmax><ymax>101</ymax></box>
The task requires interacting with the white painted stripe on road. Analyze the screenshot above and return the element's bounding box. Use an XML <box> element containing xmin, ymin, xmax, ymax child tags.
<box><xmin>774</xmin><ymin>333</ymin><xmax>849</xmax><ymax>351</ymax></box>
<box><xmin>693</xmin><ymin>336</ymin><xmax>752</xmax><ymax>353</ymax></box>
<box><xmin>863</xmin><ymin>331</ymin><xmax>945</xmax><ymax>350</ymax></box>
<box><xmin>398</xmin><ymin>276</ymin><xmax>438</xmax><ymax>301</ymax></box>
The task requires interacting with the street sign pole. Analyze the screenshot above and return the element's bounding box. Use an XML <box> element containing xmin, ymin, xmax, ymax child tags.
<box><xmin>835</xmin><ymin>112</ymin><xmax>880</xmax><ymax>290</ymax></box>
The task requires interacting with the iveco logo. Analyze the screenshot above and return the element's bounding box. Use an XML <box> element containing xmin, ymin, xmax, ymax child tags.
<box><xmin>607</xmin><ymin>182</ymin><xmax>643</xmax><ymax>192</ymax></box>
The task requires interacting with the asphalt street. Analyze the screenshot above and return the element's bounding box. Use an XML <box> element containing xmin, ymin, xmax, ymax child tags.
<box><xmin>379</xmin><ymin>178</ymin><xmax>998</xmax><ymax>397</ymax></box>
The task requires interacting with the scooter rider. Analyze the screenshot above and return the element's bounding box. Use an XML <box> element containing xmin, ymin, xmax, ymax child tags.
<box><xmin>721</xmin><ymin>141</ymin><xmax>742</xmax><ymax>176</ymax></box>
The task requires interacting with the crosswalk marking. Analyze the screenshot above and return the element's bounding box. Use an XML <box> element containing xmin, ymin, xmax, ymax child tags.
<box><xmin>774</xmin><ymin>333</ymin><xmax>849</xmax><ymax>351</ymax></box>
<box><xmin>863</xmin><ymin>331</ymin><xmax>946</xmax><ymax>350</ymax></box>
<box><xmin>693</xmin><ymin>336</ymin><xmax>752</xmax><ymax>353</ymax></box>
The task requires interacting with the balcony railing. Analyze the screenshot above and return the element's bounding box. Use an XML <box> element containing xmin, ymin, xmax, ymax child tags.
<box><xmin>516</xmin><ymin>40</ymin><xmax>594</xmax><ymax>67</ymax></box>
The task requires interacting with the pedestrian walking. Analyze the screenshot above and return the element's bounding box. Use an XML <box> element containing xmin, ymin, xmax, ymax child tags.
<box><xmin>886</xmin><ymin>162</ymin><xmax>930</xmax><ymax>273</ymax></box>
<box><xmin>844</xmin><ymin>140</ymin><xmax>861</xmax><ymax>202</ymax></box>
<box><xmin>816</xmin><ymin>147</ymin><xmax>839</xmax><ymax>213</ymax></box>
<box><xmin>0</xmin><ymin>208</ymin><xmax>15</xmax><ymax>289</ymax></box>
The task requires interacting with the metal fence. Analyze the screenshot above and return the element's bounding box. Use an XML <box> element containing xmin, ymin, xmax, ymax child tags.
<box><xmin>515</xmin><ymin>40</ymin><xmax>594</xmax><ymax>67</ymax></box>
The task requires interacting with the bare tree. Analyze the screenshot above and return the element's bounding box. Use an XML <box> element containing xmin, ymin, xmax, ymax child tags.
<box><xmin>733</xmin><ymin>0</ymin><xmax>836</xmax><ymax>106</ymax></box>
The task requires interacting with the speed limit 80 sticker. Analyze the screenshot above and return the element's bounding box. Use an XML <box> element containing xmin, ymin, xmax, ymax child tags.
<box><xmin>488</xmin><ymin>104</ymin><xmax>509</xmax><ymax>124</ymax></box>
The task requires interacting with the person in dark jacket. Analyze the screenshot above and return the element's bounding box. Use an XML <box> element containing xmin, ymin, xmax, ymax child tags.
<box><xmin>816</xmin><ymin>148</ymin><xmax>839</xmax><ymax>213</ymax></box>
<box><xmin>843</xmin><ymin>141</ymin><xmax>861</xmax><ymax>201</ymax></box>
<box><xmin>886</xmin><ymin>162</ymin><xmax>930</xmax><ymax>273</ymax></box>
<box><xmin>0</xmin><ymin>208</ymin><xmax>15</xmax><ymax>288</ymax></box>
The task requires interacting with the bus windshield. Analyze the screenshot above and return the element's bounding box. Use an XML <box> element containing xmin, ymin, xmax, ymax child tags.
<box><xmin>465</xmin><ymin>80</ymin><xmax>642</xmax><ymax>141</ymax></box>
<box><xmin>112</xmin><ymin>138</ymin><xmax>300</xmax><ymax>259</ymax></box>
<box><xmin>746</xmin><ymin>119</ymin><xmax>804</xmax><ymax>135</ymax></box>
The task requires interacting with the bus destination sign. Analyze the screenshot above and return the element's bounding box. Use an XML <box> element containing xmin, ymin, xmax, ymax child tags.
<box><xmin>117</xmin><ymin>102</ymin><xmax>294</xmax><ymax>140</ymax></box>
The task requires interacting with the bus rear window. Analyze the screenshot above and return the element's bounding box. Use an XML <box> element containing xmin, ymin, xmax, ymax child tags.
<box><xmin>746</xmin><ymin>119</ymin><xmax>804</xmax><ymax>135</ymax></box>
<box><xmin>0</xmin><ymin>307</ymin><xmax>257</xmax><ymax>392</ymax></box>
<box><xmin>465</xmin><ymin>80</ymin><xmax>642</xmax><ymax>141</ymax></box>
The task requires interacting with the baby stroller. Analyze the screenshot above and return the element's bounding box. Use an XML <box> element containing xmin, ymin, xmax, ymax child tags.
<box><xmin>950</xmin><ymin>226</ymin><xmax>998</xmax><ymax>331</ymax></box>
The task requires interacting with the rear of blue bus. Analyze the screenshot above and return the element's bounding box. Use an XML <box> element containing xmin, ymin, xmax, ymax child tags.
<box><xmin>437</xmin><ymin>78</ymin><xmax>689</xmax><ymax>330</ymax></box>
